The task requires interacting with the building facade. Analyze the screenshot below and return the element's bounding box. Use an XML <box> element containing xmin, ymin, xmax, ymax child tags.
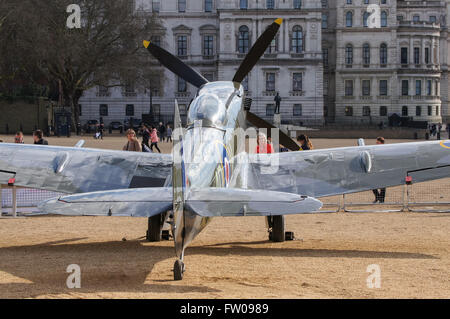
<box><xmin>79</xmin><ymin>0</ymin><xmax>449</xmax><ymax>126</ymax></box>
<box><xmin>79</xmin><ymin>0</ymin><xmax>324</xmax><ymax>126</ymax></box>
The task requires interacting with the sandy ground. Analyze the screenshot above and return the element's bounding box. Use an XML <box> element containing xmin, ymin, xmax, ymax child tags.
<box><xmin>0</xmin><ymin>134</ymin><xmax>449</xmax><ymax>299</ymax></box>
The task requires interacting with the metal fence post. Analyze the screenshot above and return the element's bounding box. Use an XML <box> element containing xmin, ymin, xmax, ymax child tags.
<box><xmin>12</xmin><ymin>186</ymin><xmax>17</xmax><ymax>218</ymax></box>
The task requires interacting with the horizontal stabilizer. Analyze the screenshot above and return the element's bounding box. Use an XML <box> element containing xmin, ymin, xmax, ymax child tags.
<box><xmin>185</xmin><ymin>188</ymin><xmax>323</xmax><ymax>217</ymax></box>
<box><xmin>38</xmin><ymin>188</ymin><xmax>172</xmax><ymax>217</ymax></box>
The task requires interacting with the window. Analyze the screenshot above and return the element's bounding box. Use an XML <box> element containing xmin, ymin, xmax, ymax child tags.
<box><xmin>397</xmin><ymin>15</ymin><xmax>404</xmax><ymax>22</ymax></box>
<box><xmin>381</xmin><ymin>11</ymin><xmax>387</xmax><ymax>27</ymax></box>
<box><xmin>402</xmin><ymin>80</ymin><xmax>409</xmax><ymax>96</ymax></box>
<box><xmin>413</xmin><ymin>15</ymin><xmax>420</xmax><ymax>23</ymax></box>
<box><xmin>242</xmin><ymin>76</ymin><xmax>249</xmax><ymax>92</ymax></box>
<box><xmin>425</xmin><ymin>48</ymin><xmax>430</xmax><ymax>64</ymax></box>
<box><xmin>177</xmin><ymin>36</ymin><xmax>187</xmax><ymax>56</ymax></box>
<box><xmin>435</xmin><ymin>81</ymin><xmax>439</xmax><ymax>96</ymax></box>
<box><xmin>98</xmin><ymin>85</ymin><xmax>109</xmax><ymax>96</ymax></box>
<box><xmin>362</xmin><ymin>80</ymin><xmax>371</xmax><ymax>96</ymax></box>
<box><xmin>428</xmin><ymin>105</ymin><xmax>432</xmax><ymax>116</ymax></box>
<box><xmin>345</xmin><ymin>80</ymin><xmax>353</xmax><ymax>96</ymax></box>
<box><xmin>416</xmin><ymin>80</ymin><xmax>422</xmax><ymax>96</ymax></box>
<box><xmin>205</xmin><ymin>0</ymin><xmax>213</xmax><ymax>12</ymax></box>
<box><xmin>346</xmin><ymin>12</ymin><xmax>353</xmax><ymax>27</ymax></box>
<box><xmin>402</xmin><ymin>106</ymin><xmax>408</xmax><ymax>116</ymax></box>
<box><xmin>238</xmin><ymin>26</ymin><xmax>250</xmax><ymax>53</ymax></box>
<box><xmin>266</xmin><ymin>104</ymin><xmax>275</xmax><ymax>116</ymax></box>
<box><xmin>429</xmin><ymin>16</ymin><xmax>437</xmax><ymax>23</ymax></box>
<box><xmin>292</xmin><ymin>26</ymin><xmax>303</xmax><ymax>53</ymax></box>
<box><xmin>379</xmin><ymin>80</ymin><xmax>388</xmax><ymax>96</ymax></box>
<box><xmin>346</xmin><ymin>0</ymin><xmax>352</xmax><ymax>4</ymax></box>
<box><xmin>345</xmin><ymin>106</ymin><xmax>353</xmax><ymax>116</ymax></box>
<box><xmin>363</xmin><ymin>106</ymin><xmax>371</xmax><ymax>116</ymax></box>
<box><xmin>436</xmin><ymin>105</ymin><xmax>440</xmax><ymax>116</ymax></box>
<box><xmin>203</xmin><ymin>35</ymin><xmax>214</xmax><ymax>56</ymax></box>
<box><xmin>267</xmin><ymin>0</ymin><xmax>274</xmax><ymax>9</ymax></box>
<box><xmin>294</xmin><ymin>0</ymin><xmax>302</xmax><ymax>9</ymax></box>
<box><xmin>401</xmin><ymin>47</ymin><xmax>408</xmax><ymax>64</ymax></box>
<box><xmin>321</xmin><ymin>0</ymin><xmax>327</xmax><ymax>8</ymax></box>
<box><xmin>151</xmin><ymin>35</ymin><xmax>161</xmax><ymax>47</ymax></box>
<box><xmin>345</xmin><ymin>45</ymin><xmax>353</xmax><ymax>65</ymax></box>
<box><xmin>416</xmin><ymin>106</ymin><xmax>421</xmax><ymax>116</ymax></box>
<box><xmin>427</xmin><ymin>80</ymin><xmax>432</xmax><ymax>95</ymax></box>
<box><xmin>381</xmin><ymin>0</ymin><xmax>386</xmax><ymax>4</ymax></box>
<box><xmin>125</xmin><ymin>81</ymin><xmax>135</xmax><ymax>94</ymax></box>
<box><xmin>380</xmin><ymin>106</ymin><xmax>388</xmax><ymax>116</ymax></box>
<box><xmin>100</xmin><ymin>104</ymin><xmax>108</xmax><ymax>116</ymax></box>
<box><xmin>414</xmin><ymin>47</ymin><xmax>420</xmax><ymax>65</ymax></box>
<box><xmin>323</xmin><ymin>48</ymin><xmax>329</xmax><ymax>66</ymax></box>
<box><xmin>126</xmin><ymin>104</ymin><xmax>134</xmax><ymax>117</ymax></box>
<box><xmin>266</xmin><ymin>73</ymin><xmax>276</xmax><ymax>91</ymax></box>
<box><xmin>364</xmin><ymin>0</ymin><xmax>369</xmax><ymax>4</ymax></box>
<box><xmin>363</xmin><ymin>44</ymin><xmax>370</xmax><ymax>65</ymax></box>
<box><xmin>363</xmin><ymin>12</ymin><xmax>370</xmax><ymax>27</ymax></box>
<box><xmin>266</xmin><ymin>36</ymin><xmax>277</xmax><ymax>53</ymax></box>
<box><xmin>293</xmin><ymin>73</ymin><xmax>302</xmax><ymax>91</ymax></box>
<box><xmin>322</xmin><ymin>14</ymin><xmax>328</xmax><ymax>29</ymax></box>
<box><xmin>178</xmin><ymin>0</ymin><xmax>186</xmax><ymax>12</ymax></box>
<box><xmin>152</xmin><ymin>0</ymin><xmax>160</xmax><ymax>13</ymax></box>
<box><xmin>293</xmin><ymin>104</ymin><xmax>302</xmax><ymax>116</ymax></box>
<box><xmin>178</xmin><ymin>77</ymin><xmax>187</xmax><ymax>92</ymax></box>
<box><xmin>240</xmin><ymin>0</ymin><xmax>247</xmax><ymax>9</ymax></box>
<box><xmin>380</xmin><ymin>44</ymin><xmax>388</xmax><ymax>65</ymax></box>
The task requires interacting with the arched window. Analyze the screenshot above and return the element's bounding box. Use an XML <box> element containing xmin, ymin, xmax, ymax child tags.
<box><xmin>363</xmin><ymin>106</ymin><xmax>371</xmax><ymax>116</ymax></box>
<box><xmin>380</xmin><ymin>106</ymin><xmax>388</xmax><ymax>116</ymax></box>
<box><xmin>381</xmin><ymin>11</ymin><xmax>388</xmax><ymax>27</ymax></box>
<box><xmin>346</xmin><ymin>12</ymin><xmax>353</xmax><ymax>27</ymax></box>
<box><xmin>402</xmin><ymin>106</ymin><xmax>408</xmax><ymax>116</ymax></box>
<box><xmin>363</xmin><ymin>12</ymin><xmax>370</xmax><ymax>27</ymax></box>
<box><xmin>238</xmin><ymin>26</ymin><xmax>249</xmax><ymax>53</ymax></box>
<box><xmin>363</xmin><ymin>43</ymin><xmax>370</xmax><ymax>65</ymax></box>
<box><xmin>380</xmin><ymin>44</ymin><xmax>388</xmax><ymax>65</ymax></box>
<box><xmin>345</xmin><ymin>44</ymin><xmax>353</xmax><ymax>65</ymax></box>
<box><xmin>292</xmin><ymin>26</ymin><xmax>303</xmax><ymax>53</ymax></box>
<box><xmin>416</xmin><ymin>106</ymin><xmax>422</xmax><ymax>116</ymax></box>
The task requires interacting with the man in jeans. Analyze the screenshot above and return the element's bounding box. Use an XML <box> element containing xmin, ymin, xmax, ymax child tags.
<box><xmin>372</xmin><ymin>137</ymin><xmax>386</xmax><ymax>203</ymax></box>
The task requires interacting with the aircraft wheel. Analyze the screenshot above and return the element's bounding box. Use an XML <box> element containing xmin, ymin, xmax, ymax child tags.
<box><xmin>174</xmin><ymin>259</ymin><xmax>185</xmax><ymax>281</ymax></box>
<box><xmin>146</xmin><ymin>214</ymin><xmax>163</xmax><ymax>242</ymax></box>
<box><xmin>271</xmin><ymin>215</ymin><xmax>285</xmax><ymax>243</ymax></box>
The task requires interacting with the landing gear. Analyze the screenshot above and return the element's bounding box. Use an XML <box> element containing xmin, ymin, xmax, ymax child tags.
<box><xmin>173</xmin><ymin>259</ymin><xmax>185</xmax><ymax>281</ymax></box>
<box><xmin>267</xmin><ymin>215</ymin><xmax>285</xmax><ymax>242</ymax></box>
<box><xmin>146</xmin><ymin>214</ymin><xmax>164</xmax><ymax>242</ymax></box>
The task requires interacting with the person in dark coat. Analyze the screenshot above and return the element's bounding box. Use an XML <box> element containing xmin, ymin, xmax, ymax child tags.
<box><xmin>33</xmin><ymin>130</ymin><xmax>48</xmax><ymax>145</ymax></box>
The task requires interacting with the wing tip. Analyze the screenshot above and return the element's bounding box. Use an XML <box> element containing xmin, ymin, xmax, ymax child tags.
<box><xmin>143</xmin><ymin>40</ymin><xmax>150</xmax><ymax>48</ymax></box>
<box><xmin>274</xmin><ymin>18</ymin><xmax>283</xmax><ymax>25</ymax></box>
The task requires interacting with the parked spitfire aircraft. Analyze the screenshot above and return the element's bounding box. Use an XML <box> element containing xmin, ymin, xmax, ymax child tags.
<box><xmin>1</xmin><ymin>19</ymin><xmax>450</xmax><ymax>280</ymax></box>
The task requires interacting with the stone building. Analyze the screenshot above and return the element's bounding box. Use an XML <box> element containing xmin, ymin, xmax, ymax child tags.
<box><xmin>79</xmin><ymin>0</ymin><xmax>325</xmax><ymax>126</ymax></box>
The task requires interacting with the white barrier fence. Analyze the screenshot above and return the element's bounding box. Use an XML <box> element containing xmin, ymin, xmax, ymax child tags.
<box><xmin>1</xmin><ymin>178</ymin><xmax>450</xmax><ymax>217</ymax></box>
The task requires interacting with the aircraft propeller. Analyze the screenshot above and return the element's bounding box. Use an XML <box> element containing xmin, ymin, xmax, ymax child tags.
<box><xmin>143</xmin><ymin>40</ymin><xmax>209</xmax><ymax>88</ymax></box>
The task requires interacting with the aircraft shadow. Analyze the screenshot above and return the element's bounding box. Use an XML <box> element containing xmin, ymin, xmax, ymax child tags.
<box><xmin>0</xmin><ymin>238</ymin><xmax>437</xmax><ymax>298</ymax></box>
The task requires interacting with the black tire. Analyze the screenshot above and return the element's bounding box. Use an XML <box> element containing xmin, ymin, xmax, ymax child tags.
<box><xmin>174</xmin><ymin>259</ymin><xmax>184</xmax><ymax>281</ymax></box>
<box><xmin>271</xmin><ymin>215</ymin><xmax>285</xmax><ymax>242</ymax></box>
<box><xmin>147</xmin><ymin>214</ymin><xmax>163</xmax><ymax>242</ymax></box>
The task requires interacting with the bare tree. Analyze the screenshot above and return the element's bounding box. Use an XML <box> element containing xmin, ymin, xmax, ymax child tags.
<box><xmin>0</xmin><ymin>0</ymin><xmax>163</xmax><ymax>125</ymax></box>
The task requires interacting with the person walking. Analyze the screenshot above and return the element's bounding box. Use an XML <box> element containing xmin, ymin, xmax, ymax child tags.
<box><xmin>297</xmin><ymin>134</ymin><xmax>313</xmax><ymax>151</ymax></box>
<box><xmin>33</xmin><ymin>130</ymin><xmax>48</xmax><ymax>145</ymax></box>
<box><xmin>158</xmin><ymin>122</ymin><xmax>166</xmax><ymax>143</ymax></box>
<box><xmin>123</xmin><ymin>129</ymin><xmax>142</xmax><ymax>152</ymax></box>
<box><xmin>140</xmin><ymin>124</ymin><xmax>150</xmax><ymax>151</ymax></box>
<box><xmin>150</xmin><ymin>127</ymin><xmax>161</xmax><ymax>153</ymax></box>
<box><xmin>166</xmin><ymin>125</ymin><xmax>173</xmax><ymax>143</ymax></box>
<box><xmin>372</xmin><ymin>137</ymin><xmax>386</xmax><ymax>203</ymax></box>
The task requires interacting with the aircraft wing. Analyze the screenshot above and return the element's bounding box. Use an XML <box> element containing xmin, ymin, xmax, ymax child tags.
<box><xmin>0</xmin><ymin>143</ymin><xmax>172</xmax><ymax>194</ymax></box>
<box><xmin>238</xmin><ymin>140</ymin><xmax>450</xmax><ymax>198</ymax></box>
<box><xmin>38</xmin><ymin>187</ymin><xmax>322</xmax><ymax>217</ymax></box>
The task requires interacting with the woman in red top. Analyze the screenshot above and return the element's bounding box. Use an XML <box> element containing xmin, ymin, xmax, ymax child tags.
<box><xmin>256</xmin><ymin>133</ymin><xmax>274</xmax><ymax>154</ymax></box>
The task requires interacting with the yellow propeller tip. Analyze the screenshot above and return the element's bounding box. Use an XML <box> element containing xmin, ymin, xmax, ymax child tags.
<box><xmin>143</xmin><ymin>40</ymin><xmax>150</xmax><ymax>48</ymax></box>
<box><xmin>274</xmin><ymin>18</ymin><xmax>283</xmax><ymax>25</ymax></box>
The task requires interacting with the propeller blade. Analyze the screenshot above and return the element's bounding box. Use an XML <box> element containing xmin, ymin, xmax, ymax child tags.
<box><xmin>246</xmin><ymin>111</ymin><xmax>301</xmax><ymax>152</ymax></box>
<box><xmin>233</xmin><ymin>18</ymin><xmax>282</xmax><ymax>83</ymax></box>
<box><xmin>143</xmin><ymin>40</ymin><xmax>208</xmax><ymax>88</ymax></box>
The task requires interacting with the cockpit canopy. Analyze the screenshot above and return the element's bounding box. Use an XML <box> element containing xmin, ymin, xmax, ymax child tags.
<box><xmin>187</xmin><ymin>81</ymin><xmax>243</xmax><ymax>128</ymax></box>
